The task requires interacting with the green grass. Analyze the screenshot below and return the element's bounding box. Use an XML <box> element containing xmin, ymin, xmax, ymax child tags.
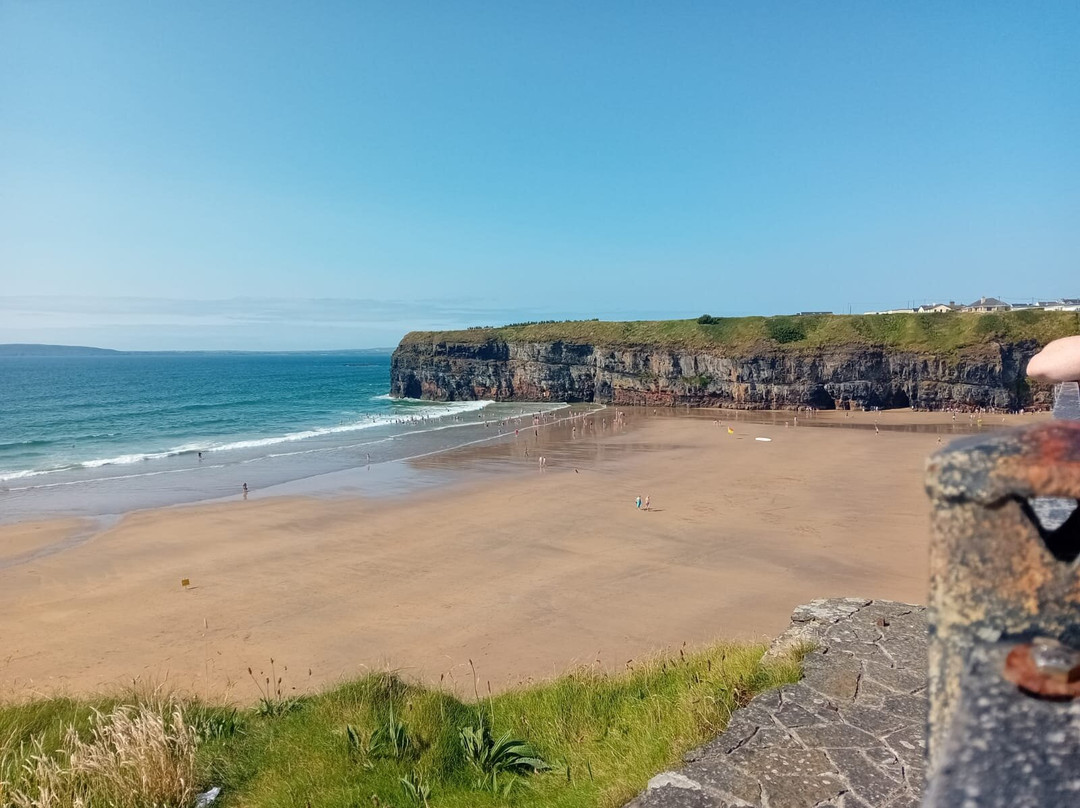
<box><xmin>0</xmin><ymin>643</ymin><xmax>804</xmax><ymax>808</ymax></box>
<box><xmin>398</xmin><ymin>311</ymin><xmax>1080</xmax><ymax>355</ymax></box>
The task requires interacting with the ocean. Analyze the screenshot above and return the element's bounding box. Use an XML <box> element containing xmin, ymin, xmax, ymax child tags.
<box><xmin>0</xmin><ymin>352</ymin><xmax>564</xmax><ymax>521</ymax></box>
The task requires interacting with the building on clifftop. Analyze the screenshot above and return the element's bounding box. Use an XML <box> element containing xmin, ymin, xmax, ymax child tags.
<box><xmin>963</xmin><ymin>296</ymin><xmax>1011</xmax><ymax>313</ymax></box>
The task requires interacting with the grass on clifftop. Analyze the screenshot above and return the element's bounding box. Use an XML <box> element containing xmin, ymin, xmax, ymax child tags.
<box><xmin>0</xmin><ymin>643</ymin><xmax>803</xmax><ymax>808</ymax></box>
<box><xmin>399</xmin><ymin>311</ymin><xmax>1080</xmax><ymax>354</ymax></box>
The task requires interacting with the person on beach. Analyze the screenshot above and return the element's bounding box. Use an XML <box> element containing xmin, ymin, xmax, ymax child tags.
<box><xmin>198</xmin><ymin>452</ymin><xmax>202</xmax><ymax>461</ymax></box>
<box><xmin>242</xmin><ymin>482</ymin><xmax>248</xmax><ymax>499</ymax></box>
<box><xmin>635</xmin><ymin>495</ymin><xmax>642</xmax><ymax>509</ymax></box>
<box><xmin>644</xmin><ymin>495</ymin><xmax>651</xmax><ymax>511</ymax></box>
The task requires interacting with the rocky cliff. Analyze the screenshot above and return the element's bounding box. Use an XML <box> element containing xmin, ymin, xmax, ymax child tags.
<box><xmin>390</xmin><ymin>313</ymin><xmax>1080</xmax><ymax>410</ymax></box>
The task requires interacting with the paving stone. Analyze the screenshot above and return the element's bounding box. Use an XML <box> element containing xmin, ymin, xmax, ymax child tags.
<box><xmin>838</xmin><ymin>705</ymin><xmax>909</xmax><ymax>736</ymax></box>
<box><xmin>858</xmin><ymin>601</ymin><xmax>917</xmax><ymax>623</ymax></box>
<box><xmin>805</xmin><ymin>657</ymin><xmax>862</xmax><ymax>702</ymax></box>
<box><xmin>836</xmin><ymin>794</ymin><xmax>875</xmax><ymax>808</ymax></box>
<box><xmin>847</xmin><ymin>676</ymin><xmax>894</xmax><ymax>710</ymax></box>
<box><xmin>727</xmin><ymin>746</ymin><xmax>846</xmax><ymax>807</ymax></box>
<box><xmin>882</xmin><ymin>794</ymin><xmax>921</xmax><ymax>808</ymax></box>
<box><xmin>773</xmin><ymin>697</ymin><xmax>830</xmax><ymax>729</ymax></box>
<box><xmin>777</xmin><ymin>681</ymin><xmax>836</xmax><ymax>714</ymax></box>
<box><xmin>881</xmin><ymin>722</ymin><xmax>925</xmax><ymax>773</ymax></box>
<box><xmin>822</xmin><ymin>624</ymin><xmax>865</xmax><ymax>643</ymax></box>
<box><xmin>860</xmin><ymin>660</ymin><xmax>926</xmax><ymax>694</ymax></box>
<box><xmin>826</xmin><ymin>748</ymin><xmax>906</xmax><ymax>805</ymax></box>
<box><xmin>878</xmin><ymin>691</ymin><xmax>926</xmax><ymax>719</ymax></box>
<box><xmin>623</xmin><ymin>599</ymin><xmax>927</xmax><ymax>808</ymax></box>
<box><xmin>863</xmin><ymin>745</ymin><xmax>905</xmax><ymax>781</ymax></box>
<box><xmin>761</xmin><ymin>774</ymin><xmax>845</xmax><ymax>807</ymax></box>
<box><xmin>702</xmin><ymin>713</ymin><xmax>759</xmax><ymax>754</ymax></box>
<box><xmin>876</xmin><ymin>631</ymin><xmax>927</xmax><ymax>670</ymax></box>
<box><xmin>683</xmin><ymin>758</ymin><xmax>762</xmax><ymax>805</ymax></box>
<box><xmin>819</xmin><ymin>638</ymin><xmax>896</xmax><ymax>666</ymax></box>
<box><xmin>792</xmin><ymin>721</ymin><xmax>880</xmax><ymax>749</ymax></box>
<box><xmin>739</xmin><ymin>725</ymin><xmax>801</xmax><ymax>751</ymax></box>
<box><xmin>791</xmin><ymin>598</ymin><xmax>870</xmax><ymax>624</ymax></box>
<box><xmin>627</xmin><ymin>782</ymin><xmax>729</xmax><ymax>808</ymax></box>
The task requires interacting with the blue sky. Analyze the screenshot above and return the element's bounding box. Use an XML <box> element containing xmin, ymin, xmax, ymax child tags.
<box><xmin>1</xmin><ymin>2</ymin><xmax>1077</xmax><ymax>349</ymax></box>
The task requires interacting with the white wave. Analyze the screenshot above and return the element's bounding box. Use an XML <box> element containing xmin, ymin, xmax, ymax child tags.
<box><xmin>81</xmin><ymin>442</ymin><xmax>206</xmax><ymax>469</ymax></box>
<box><xmin>2</xmin><ymin>463</ymin><xmax>226</xmax><ymax>493</ymax></box>
<box><xmin>0</xmin><ymin>401</ymin><xmax>496</xmax><ymax>482</ymax></box>
<box><xmin>0</xmin><ymin>402</ymin><xmax>589</xmax><ymax>495</ymax></box>
<box><xmin>0</xmin><ymin>468</ymin><xmax>54</xmax><ymax>482</ymax></box>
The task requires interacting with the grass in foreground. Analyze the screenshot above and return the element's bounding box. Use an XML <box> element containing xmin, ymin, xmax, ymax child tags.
<box><xmin>0</xmin><ymin>643</ymin><xmax>804</xmax><ymax>808</ymax></box>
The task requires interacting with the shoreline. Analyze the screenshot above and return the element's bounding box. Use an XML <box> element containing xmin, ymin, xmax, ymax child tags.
<box><xmin>0</xmin><ymin>400</ymin><xmax>585</xmax><ymax>525</ymax></box>
<box><xmin>0</xmin><ymin>408</ymin><xmax>1047</xmax><ymax>703</ymax></box>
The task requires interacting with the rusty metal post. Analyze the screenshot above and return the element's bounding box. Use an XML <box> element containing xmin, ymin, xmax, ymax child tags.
<box><xmin>924</xmin><ymin>419</ymin><xmax>1080</xmax><ymax>804</ymax></box>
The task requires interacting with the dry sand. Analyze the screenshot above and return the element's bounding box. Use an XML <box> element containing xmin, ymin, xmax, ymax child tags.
<box><xmin>0</xmin><ymin>408</ymin><xmax>1043</xmax><ymax>702</ymax></box>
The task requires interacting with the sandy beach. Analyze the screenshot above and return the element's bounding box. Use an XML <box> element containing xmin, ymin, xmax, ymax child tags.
<box><xmin>0</xmin><ymin>408</ymin><xmax>1044</xmax><ymax>702</ymax></box>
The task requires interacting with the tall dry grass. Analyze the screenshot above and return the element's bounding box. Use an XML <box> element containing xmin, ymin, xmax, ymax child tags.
<box><xmin>1</xmin><ymin>701</ymin><xmax>198</xmax><ymax>808</ymax></box>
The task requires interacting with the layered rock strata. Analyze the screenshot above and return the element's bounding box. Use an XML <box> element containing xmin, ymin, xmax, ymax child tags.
<box><xmin>390</xmin><ymin>340</ymin><xmax>1047</xmax><ymax>410</ymax></box>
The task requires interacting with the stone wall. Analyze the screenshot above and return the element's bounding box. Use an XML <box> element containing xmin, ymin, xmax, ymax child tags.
<box><xmin>625</xmin><ymin>598</ymin><xmax>927</xmax><ymax>808</ymax></box>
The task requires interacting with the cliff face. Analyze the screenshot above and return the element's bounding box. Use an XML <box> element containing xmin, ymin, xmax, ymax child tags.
<box><xmin>390</xmin><ymin>339</ymin><xmax>1049</xmax><ymax>410</ymax></box>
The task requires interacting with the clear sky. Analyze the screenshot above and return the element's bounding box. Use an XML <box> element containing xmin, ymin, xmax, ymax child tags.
<box><xmin>1</xmin><ymin>2</ymin><xmax>1077</xmax><ymax>349</ymax></box>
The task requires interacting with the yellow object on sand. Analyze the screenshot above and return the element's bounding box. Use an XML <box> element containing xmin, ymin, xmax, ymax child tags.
<box><xmin>727</xmin><ymin>427</ymin><xmax>734</xmax><ymax>434</ymax></box>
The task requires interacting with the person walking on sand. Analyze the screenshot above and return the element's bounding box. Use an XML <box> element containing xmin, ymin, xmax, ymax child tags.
<box><xmin>635</xmin><ymin>495</ymin><xmax>642</xmax><ymax>510</ymax></box>
<box><xmin>644</xmin><ymin>495</ymin><xmax>651</xmax><ymax>511</ymax></box>
<box><xmin>242</xmin><ymin>482</ymin><xmax>249</xmax><ymax>499</ymax></box>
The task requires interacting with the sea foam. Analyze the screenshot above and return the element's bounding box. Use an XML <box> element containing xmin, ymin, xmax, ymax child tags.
<box><xmin>0</xmin><ymin>399</ymin><xmax>493</xmax><ymax>483</ymax></box>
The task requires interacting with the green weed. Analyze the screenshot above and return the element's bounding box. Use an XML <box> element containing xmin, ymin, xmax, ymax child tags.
<box><xmin>248</xmin><ymin>659</ymin><xmax>302</xmax><ymax>718</ymax></box>
<box><xmin>367</xmin><ymin>702</ymin><xmax>413</xmax><ymax>761</ymax></box>
<box><xmin>460</xmin><ymin>716</ymin><xmax>550</xmax><ymax>794</ymax></box>
<box><xmin>399</xmin><ymin>770</ymin><xmax>431</xmax><ymax>807</ymax></box>
<box><xmin>0</xmin><ymin>642</ymin><xmax>806</xmax><ymax>808</ymax></box>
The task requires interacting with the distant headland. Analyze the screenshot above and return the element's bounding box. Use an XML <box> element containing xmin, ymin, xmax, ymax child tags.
<box><xmin>0</xmin><ymin>344</ymin><xmax>394</xmax><ymax>357</ymax></box>
<box><xmin>0</xmin><ymin>343</ymin><xmax>122</xmax><ymax>357</ymax></box>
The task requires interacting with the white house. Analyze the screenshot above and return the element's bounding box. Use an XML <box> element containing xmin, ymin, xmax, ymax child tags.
<box><xmin>917</xmin><ymin>302</ymin><xmax>959</xmax><ymax>313</ymax></box>
<box><xmin>1042</xmin><ymin>299</ymin><xmax>1080</xmax><ymax>312</ymax></box>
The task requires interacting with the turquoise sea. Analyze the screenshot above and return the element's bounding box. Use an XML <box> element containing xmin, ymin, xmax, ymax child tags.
<box><xmin>0</xmin><ymin>352</ymin><xmax>562</xmax><ymax>521</ymax></box>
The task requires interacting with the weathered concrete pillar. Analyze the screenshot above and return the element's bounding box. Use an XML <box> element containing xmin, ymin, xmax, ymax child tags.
<box><xmin>924</xmin><ymin>418</ymin><xmax>1080</xmax><ymax>803</ymax></box>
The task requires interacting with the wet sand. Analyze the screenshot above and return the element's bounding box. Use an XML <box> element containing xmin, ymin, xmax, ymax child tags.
<box><xmin>0</xmin><ymin>408</ymin><xmax>1046</xmax><ymax>702</ymax></box>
